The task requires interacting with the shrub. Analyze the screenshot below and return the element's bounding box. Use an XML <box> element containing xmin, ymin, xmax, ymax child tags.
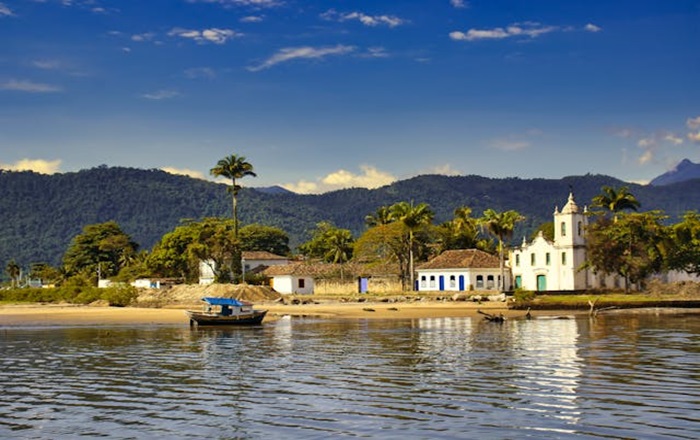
<box><xmin>513</xmin><ymin>288</ymin><xmax>536</xmax><ymax>302</ymax></box>
<box><xmin>100</xmin><ymin>285</ymin><xmax>138</xmax><ymax>307</ymax></box>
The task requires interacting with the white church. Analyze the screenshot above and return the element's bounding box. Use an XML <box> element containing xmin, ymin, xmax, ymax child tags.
<box><xmin>510</xmin><ymin>192</ymin><xmax>621</xmax><ymax>291</ymax></box>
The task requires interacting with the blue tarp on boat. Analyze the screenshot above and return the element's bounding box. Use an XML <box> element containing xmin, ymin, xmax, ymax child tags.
<box><xmin>201</xmin><ymin>297</ymin><xmax>245</xmax><ymax>307</ymax></box>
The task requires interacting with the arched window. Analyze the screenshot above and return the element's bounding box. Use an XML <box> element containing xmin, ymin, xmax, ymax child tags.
<box><xmin>420</xmin><ymin>275</ymin><xmax>427</xmax><ymax>288</ymax></box>
<box><xmin>486</xmin><ymin>275</ymin><xmax>495</xmax><ymax>289</ymax></box>
<box><xmin>476</xmin><ymin>275</ymin><xmax>484</xmax><ymax>288</ymax></box>
<box><xmin>449</xmin><ymin>275</ymin><xmax>456</xmax><ymax>288</ymax></box>
<box><xmin>429</xmin><ymin>275</ymin><xmax>436</xmax><ymax>288</ymax></box>
<box><xmin>561</xmin><ymin>221</ymin><xmax>567</xmax><ymax>237</ymax></box>
<box><xmin>578</xmin><ymin>221</ymin><xmax>583</xmax><ymax>236</ymax></box>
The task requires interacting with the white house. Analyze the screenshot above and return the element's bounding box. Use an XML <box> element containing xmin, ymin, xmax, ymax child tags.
<box><xmin>262</xmin><ymin>263</ymin><xmax>315</xmax><ymax>295</ymax></box>
<box><xmin>415</xmin><ymin>249</ymin><xmax>507</xmax><ymax>292</ymax></box>
<box><xmin>199</xmin><ymin>251</ymin><xmax>290</xmax><ymax>285</ymax></box>
<box><xmin>510</xmin><ymin>192</ymin><xmax>620</xmax><ymax>291</ymax></box>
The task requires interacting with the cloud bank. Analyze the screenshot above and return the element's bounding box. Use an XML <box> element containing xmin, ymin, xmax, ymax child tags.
<box><xmin>282</xmin><ymin>165</ymin><xmax>396</xmax><ymax>194</ymax></box>
<box><xmin>0</xmin><ymin>158</ymin><xmax>62</xmax><ymax>174</ymax></box>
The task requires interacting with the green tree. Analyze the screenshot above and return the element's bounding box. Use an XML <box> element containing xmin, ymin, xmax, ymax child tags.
<box><xmin>5</xmin><ymin>259</ymin><xmax>21</xmax><ymax>287</ymax></box>
<box><xmin>388</xmin><ymin>201</ymin><xmax>434</xmax><ymax>290</ymax></box>
<box><xmin>186</xmin><ymin>218</ymin><xmax>240</xmax><ymax>283</ymax></box>
<box><xmin>585</xmin><ymin>211</ymin><xmax>669</xmax><ymax>293</ymax></box>
<box><xmin>29</xmin><ymin>262</ymin><xmax>63</xmax><ymax>286</ymax></box>
<box><xmin>63</xmin><ymin>221</ymin><xmax>138</xmax><ymax>279</ymax></box>
<box><xmin>667</xmin><ymin>211</ymin><xmax>700</xmax><ymax>276</ymax></box>
<box><xmin>298</xmin><ymin>221</ymin><xmax>354</xmax><ymax>263</ymax></box>
<box><xmin>365</xmin><ymin>206</ymin><xmax>392</xmax><ymax>227</ymax></box>
<box><xmin>435</xmin><ymin>206</ymin><xmax>485</xmax><ymax>252</ymax></box>
<box><xmin>210</xmin><ymin>154</ymin><xmax>257</xmax><ymax>238</ymax></box>
<box><xmin>239</xmin><ymin>224</ymin><xmax>290</xmax><ymax>255</ymax></box>
<box><xmin>479</xmin><ymin>209</ymin><xmax>524</xmax><ymax>291</ymax></box>
<box><xmin>592</xmin><ymin>185</ymin><xmax>641</xmax><ymax>221</ymax></box>
<box><xmin>148</xmin><ymin>222</ymin><xmax>200</xmax><ymax>281</ymax></box>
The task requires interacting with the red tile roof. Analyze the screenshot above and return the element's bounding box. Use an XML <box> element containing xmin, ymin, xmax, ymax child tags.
<box><xmin>417</xmin><ymin>249</ymin><xmax>499</xmax><ymax>270</ymax></box>
<box><xmin>242</xmin><ymin>251</ymin><xmax>288</xmax><ymax>261</ymax></box>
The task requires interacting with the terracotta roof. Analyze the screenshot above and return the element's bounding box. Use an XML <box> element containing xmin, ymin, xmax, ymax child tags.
<box><xmin>263</xmin><ymin>261</ymin><xmax>400</xmax><ymax>278</ymax></box>
<box><xmin>417</xmin><ymin>249</ymin><xmax>499</xmax><ymax>270</ymax></box>
<box><xmin>242</xmin><ymin>251</ymin><xmax>288</xmax><ymax>261</ymax></box>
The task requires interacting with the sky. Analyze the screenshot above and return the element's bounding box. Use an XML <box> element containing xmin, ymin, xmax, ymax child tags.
<box><xmin>0</xmin><ymin>0</ymin><xmax>698</xmax><ymax>193</ymax></box>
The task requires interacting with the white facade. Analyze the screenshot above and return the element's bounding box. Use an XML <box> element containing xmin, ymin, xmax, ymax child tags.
<box><xmin>415</xmin><ymin>249</ymin><xmax>508</xmax><ymax>292</ymax></box>
<box><xmin>199</xmin><ymin>251</ymin><xmax>290</xmax><ymax>285</ymax></box>
<box><xmin>269</xmin><ymin>274</ymin><xmax>315</xmax><ymax>295</ymax></box>
<box><xmin>511</xmin><ymin>193</ymin><xmax>619</xmax><ymax>291</ymax></box>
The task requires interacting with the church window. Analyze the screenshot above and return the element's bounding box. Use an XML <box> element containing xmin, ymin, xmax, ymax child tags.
<box><xmin>449</xmin><ymin>275</ymin><xmax>456</xmax><ymax>288</ymax></box>
<box><xmin>562</xmin><ymin>252</ymin><xmax>567</xmax><ymax>265</ymax></box>
<box><xmin>429</xmin><ymin>275</ymin><xmax>436</xmax><ymax>288</ymax></box>
<box><xmin>546</xmin><ymin>253</ymin><xmax>551</xmax><ymax>265</ymax></box>
<box><xmin>531</xmin><ymin>253</ymin><xmax>536</xmax><ymax>265</ymax></box>
<box><xmin>578</xmin><ymin>221</ymin><xmax>583</xmax><ymax>236</ymax></box>
<box><xmin>561</xmin><ymin>222</ymin><xmax>567</xmax><ymax>237</ymax></box>
<box><xmin>515</xmin><ymin>254</ymin><xmax>520</xmax><ymax>267</ymax></box>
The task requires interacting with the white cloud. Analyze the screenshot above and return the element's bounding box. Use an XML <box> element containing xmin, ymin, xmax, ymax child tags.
<box><xmin>0</xmin><ymin>158</ymin><xmax>62</xmax><ymax>174</ymax></box>
<box><xmin>282</xmin><ymin>165</ymin><xmax>396</xmax><ymax>194</ymax></box>
<box><xmin>141</xmin><ymin>90</ymin><xmax>180</xmax><ymax>100</ymax></box>
<box><xmin>664</xmin><ymin>134</ymin><xmax>684</xmax><ymax>145</ymax></box>
<box><xmin>0</xmin><ymin>2</ymin><xmax>15</xmax><ymax>16</ymax></box>
<box><xmin>240</xmin><ymin>15</ymin><xmax>263</xmax><ymax>22</ymax></box>
<box><xmin>131</xmin><ymin>32</ymin><xmax>156</xmax><ymax>42</ymax></box>
<box><xmin>168</xmin><ymin>27</ymin><xmax>242</xmax><ymax>44</ymax></box>
<box><xmin>186</xmin><ymin>0</ymin><xmax>283</xmax><ymax>7</ymax></box>
<box><xmin>161</xmin><ymin>167</ymin><xmax>206</xmax><ymax>179</ymax></box>
<box><xmin>184</xmin><ymin>67</ymin><xmax>216</xmax><ymax>79</ymax></box>
<box><xmin>321</xmin><ymin>9</ymin><xmax>407</xmax><ymax>28</ymax></box>
<box><xmin>361</xmin><ymin>47</ymin><xmax>389</xmax><ymax>58</ymax></box>
<box><xmin>0</xmin><ymin>79</ymin><xmax>62</xmax><ymax>93</ymax></box>
<box><xmin>638</xmin><ymin>149</ymin><xmax>653</xmax><ymax>165</ymax></box>
<box><xmin>424</xmin><ymin>164</ymin><xmax>462</xmax><ymax>176</ymax></box>
<box><xmin>584</xmin><ymin>23</ymin><xmax>602</xmax><ymax>32</ymax></box>
<box><xmin>450</xmin><ymin>0</ymin><xmax>469</xmax><ymax>9</ymax></box>
<box><xmin>688</xmin><ymin>132</ymin><xmax>700</xmax><ymax>143</ymax></box>
<box><xmin>32</xmin><ymin>59</ymin><xmax>62</xmax><ymax>70</ymax></box>
<box><xmin>451</xmin><ymin>22</ymin><xmax>582</xmax><ymax>42</ymax></box>
<box><xmin>247</xmin><ymin>44</ymin><xmax>355</xmax><ymax>72</ymax></box>
<box><xmin>687</xmin><ymin>116</ymin><xmax>700</xmax><ymax>130</ymax></box>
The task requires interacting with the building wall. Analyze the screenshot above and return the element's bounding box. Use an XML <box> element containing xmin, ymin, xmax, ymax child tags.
<box><xmin>416</xmin><ymin>268</ymin><xmax>507</xmax><ymax>292</ymax></box>
<box><xmin>271</xmin><ymin>275</ymin><xmax>315</xmax><ymax>295</ymax></box>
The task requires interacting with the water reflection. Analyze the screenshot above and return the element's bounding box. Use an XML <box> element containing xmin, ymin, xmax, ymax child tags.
<box><xmin>1</xmin><ymin>313</ymin><xmax>699</xmax><ymax>439</ymax></box>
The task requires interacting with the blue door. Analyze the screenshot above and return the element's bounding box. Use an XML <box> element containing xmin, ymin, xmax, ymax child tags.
<box><xmin>358</xmin><ymin>277</ymin><xmax>369</xmax><ymax>293</ymax></box>
<box><xmin>439</xmin><ymin>276</ymin><xmax>445</xmax><ymax>291</ymax></box>
<box><xmin>537</xmin><ymin>275</ymin><xmax>547</xmax><ymax>291</ymax></box>
<box><xmin>459</xmin><ymin>275</ymin><xmax>465</xmax><ymax>291</ymax></box>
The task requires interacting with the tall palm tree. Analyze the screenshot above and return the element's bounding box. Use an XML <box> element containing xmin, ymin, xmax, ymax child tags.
<box><xmin>480</xmin><ymin>209</ymin><xmax>524</xmax><ymax>291</ymax></box>
<box><xmin>365</xmin><ymin>205</ymin><xmax>392</xmax><ymax>227</ymax></box>
<box><xmin>592</xmin><ymin>186</ymin><xmax>640</xmax><ymax>222</ymax></box>
<box><xmin>210</xmin><ymin>154</ymin><xmax>257</xmax><ymax>238</ymax></box>
<box><xmin>324</xmin><ymin>228</ymin><xmax>354</xmax><ymax>282</ymax></box>
<box><xmin>389</xmin><ymin>201</ymin><xmax>434</xmax><ymax>290</ymax></box>
<box><xmin>5</xmin><ymin>259</ymin><xmax>20</xmax><ymax>288</ymax></box>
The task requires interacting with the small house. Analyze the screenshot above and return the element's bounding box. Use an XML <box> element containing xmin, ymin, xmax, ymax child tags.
<box><xmin>199</xmin><ymin>251</ymin><xmax>290</xmax><ymax>285</ymax></box>
<box><xmin>416</xmin><ymin>249</ymin><xmax>505</xmax><ymax>292</ymax></box>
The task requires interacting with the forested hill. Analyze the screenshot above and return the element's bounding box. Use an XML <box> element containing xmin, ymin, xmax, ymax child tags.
<box><xmin>2</xmin><ymin>166</ymin><xmax>700</xmax><ymax>268</ymax></box>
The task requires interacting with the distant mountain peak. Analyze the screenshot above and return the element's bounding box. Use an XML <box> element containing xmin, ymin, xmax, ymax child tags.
<box><xmin>650</xmin><ymin>159</ymin><xmax>700</xmax><ymax>186</ymax></box>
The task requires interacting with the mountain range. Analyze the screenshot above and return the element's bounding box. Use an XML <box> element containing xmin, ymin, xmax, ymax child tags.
<box><xmin>650</xmin><ymin>159</ymin><xmax>700</xmax><ymax>186</ymax></box>
<box><xmin>1</xmin><ymin>162</ymin><xmax>699</xmax><ymax>269</ymax></box>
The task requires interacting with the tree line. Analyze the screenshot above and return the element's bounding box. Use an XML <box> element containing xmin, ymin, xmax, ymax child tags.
<box><xmin>3</xmin><ymin>154</ymin><xmax>700</xmax><ymax>298</ymax></box>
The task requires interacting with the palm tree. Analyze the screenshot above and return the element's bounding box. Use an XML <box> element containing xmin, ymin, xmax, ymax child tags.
<box><xmin>210</xmin><ymin>154</ymin><xmax>257</xmax><ymax>238</ymax></box>
<box><xmin>389</xmin><ymin>201</ymin><xmax>434</xmax><ymax>290</ymax></box>
<box><xmin>324</xmin><ymin>228</ymin><xmax>354</xmax><ymax>282</ymax></box>
<box><xmin>5</xmin><ymin>259</ymin><xmax>20</xmax><ymax>288</ymax></box>
<box><xmin>480</xmin><ymin>209</ymin><xmax>524</xmax><ymax>291</ymax></box>
<box><xmin>365</xmin><ymin>205</ymin><xmax>392</xmax><ymax>227</ymax></box>
<box><xmin>592</xmin><ymin>186</ymin><xmax>640</xmax><ymax>222</ymax></box>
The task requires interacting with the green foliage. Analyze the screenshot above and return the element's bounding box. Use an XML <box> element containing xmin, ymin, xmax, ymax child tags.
<box><xmin>591</xmin><ymin>185</ymin><xmax>641</xmax><ymax>220</ymax></box>
<box><xmin>667</xmin><ymin>211</ymin><xmax>700</xmax><ymax>275</ymax></box>
<box><xmin>298</xmin><ymin>221</ymin><xmax>354</xmax><ymax>263</ymax></box>
<box><xmin>530</xmin><ymin>222</ymin><xmax>554</xmax><ymax>242</ymax></box>
<box><xmin>100</xmin><ymin>284</ymin><xmax>139</xmax><ymax>307</ymax></box>
<box><xmin>585</xmin><ymin>211</ymin><xmax>670</xmax><ymax>292</ymax></box>
<box><xmin>239</xmin><ymin>224</ymin><xmax>290</xmax><ymax>255</ymax></box>
<box><xmin>2</xmin><ymin>167</ymin><xmax>700</xmax><ymax>274</ymax></box>
<box><xmin>63</xmin><ymin>221</ymin><xmax>138</xmax><ymax>278</ymax></box>
<box><xmin>210</xmin><ymin>154</ymin><xmax>257</xmax><ymax>237</ymax></box>
<box><xmin>513</xmin><ymin>289</ymin><xmax>536</xmax><ymax>302</ymax></box>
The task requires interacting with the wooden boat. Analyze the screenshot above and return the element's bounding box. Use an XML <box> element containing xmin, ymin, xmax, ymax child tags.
<box><xmin>186</xmin><ymin>297</ymin><xmax>268</xmax><ymax>326</ymax></box>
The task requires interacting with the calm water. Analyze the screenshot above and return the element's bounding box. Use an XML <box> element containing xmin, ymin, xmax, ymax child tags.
<box><xmin>1</xmin><ymin>311</ymin><xmax>699</xmax><ymax>439</ymax></box>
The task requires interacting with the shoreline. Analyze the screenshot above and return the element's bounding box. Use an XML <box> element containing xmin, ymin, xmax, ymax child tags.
<box><xmin>0</xmin><ymin>301</ymin><xmax>560</xmax><ymax>327</ymax></box>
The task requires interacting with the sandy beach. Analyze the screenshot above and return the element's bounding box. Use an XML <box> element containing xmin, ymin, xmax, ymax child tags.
<box><xmin>0</xmin><ymin>300</ymin><xmax>546</xmax><ymax>327</ymax></box>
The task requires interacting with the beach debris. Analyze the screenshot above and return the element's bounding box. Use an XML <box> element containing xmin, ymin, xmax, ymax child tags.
<box><xmin>362</xmin><ymin>307</ymin><xmax>375</xmax><ymax>312</ymax></box>
<box><xmin>388</xmin><ymin>307</ymin><xmax>399</xmax><ymax>311</ymax></box>
<box><xmin>478</xmin><ymin>309</ymin><xmax>506</xmax><ymax>323</ymax></box>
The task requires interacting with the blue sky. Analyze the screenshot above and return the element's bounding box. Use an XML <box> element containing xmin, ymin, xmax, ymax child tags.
<box><xmin>0</xmin><ymin>0</ymin><xmax>698</xmax><ymax>193</ymax></box>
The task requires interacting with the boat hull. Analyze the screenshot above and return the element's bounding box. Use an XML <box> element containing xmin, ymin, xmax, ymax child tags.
<box><xmin>186</xmin><ymin>310</ymin><xmax>267</xmax><ymax>326</ymax></box>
